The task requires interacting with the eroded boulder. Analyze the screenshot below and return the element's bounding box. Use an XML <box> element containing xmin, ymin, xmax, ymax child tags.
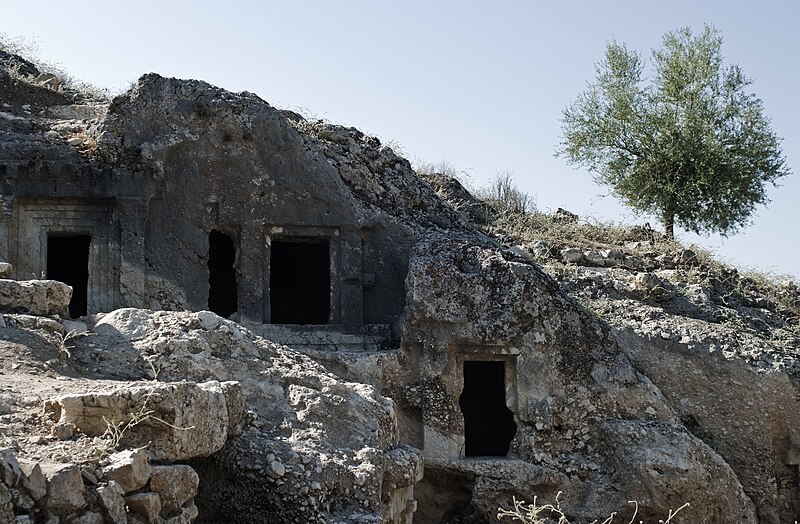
<box><xmin>93</xmin><ymin>308</ymin><xmax>156</xmax><ymax>340</ymax></box>
<box><xmin>0</xmin><ymin>279</ymin><xmax>71</xmax><ymax>317</ymax></box>
<box><xmin>46</xmin><ymin>380</ymin><xmax>244</xmax><ymax>461</ymax></box>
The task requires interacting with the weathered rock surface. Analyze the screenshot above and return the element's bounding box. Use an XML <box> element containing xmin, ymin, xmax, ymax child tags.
<box><xmin>389</xmin><ymin>238</ymin><xmax>757</xmax><ymax>523</ymax></box>
<box><xmin>93</xmin><ymin>308</ymin><xmax>156</xmax><ymax>341</ymax></box>
<box><xmin>96</xmin><ymin>480</ymin><xmax>127</xmax><ymax>524</ymax></box>
<box><xmin>40</xmin><ymin>463</ymin><xmax>87</xmax><ymax>514</ymax></box>
<box><xmin>0</xmin><ymin>279</ymin><xmax>72</xmax><ymax>317</ymax></box>
<box><xmin>535</xmin><ymin>248</ymin><xmax>800</xmax><ymax>523</ymax></box>
<box><xmin>616</xmin><ymin>326</ymin><xmax>800</xmax><ymax>523</ymax></box>
<box><xmin>104</xmin><ymin>450</ymin><xmax>152</xmax><ymax>492</ymax></box>
<box><xmin>0</xmin><ymin>444</ymin><xmax>204</xmax><ymax>524</ymax></box>
<box><xmin>0</xmin><ymin>307</ymin><xmax>422</xmax><ymax>523</ymax></box>
<box><xmin>47</xmin><ymin>380</ymin><xmax>243</xmax><ymax>462</ymax></box>
<box><xmin>148</xmin><ymin>465</ymin><xmax>198</xmax><ymax>516</ymax></box>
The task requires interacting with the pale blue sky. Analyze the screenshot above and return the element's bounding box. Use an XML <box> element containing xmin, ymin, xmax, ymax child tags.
<box><xmin>3</xmin><ymin>1</ymin><xmax>798</xmax><ymax>279</ymax></box>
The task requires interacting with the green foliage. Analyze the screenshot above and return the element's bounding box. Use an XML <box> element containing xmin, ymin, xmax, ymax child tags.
<box><xmin>557</xmin><ymin>25</ymin><xmax>789</xmax><ymax>238</ymax></box>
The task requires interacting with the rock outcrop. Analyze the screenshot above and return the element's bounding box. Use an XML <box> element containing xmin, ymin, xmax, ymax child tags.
<box><xmin>0</xmin><ymin>305</ymin><xmax>423</xmax><ymax>523</ymax></box>
<box><xmin>453</xmin><ymin>207</ymin><xmax>800</xmax><ymax>523</ymax></box>
<box><xmin>1</xmin><ymin>49</ymin><xmax>799</xmax><ymax>523</ymax></box>
<box><xmin>394</xmin><ymin>238</ymin><xmax>757</xmax><ymax>522</ymax></box>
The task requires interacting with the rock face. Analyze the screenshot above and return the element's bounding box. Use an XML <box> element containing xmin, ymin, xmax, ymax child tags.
<box><xmin>1</xmin><ymin>51</ymin><xmax>799</xmax><ymax>523</ymax></box>
<box><xmin>0</xmin><ymin>305</ymin><xmax>424</xmax><ymax>522</ymax></box>
<box><xmin>530</xmin><ymin>243</ymin><xmax>800</xmax><ymax>523</ymax></box>
<box><xmin>615</xmin><ymin>320</ymin><xmax>800</xmax><ymax>523</ymax></box>
<box><xmin>390</xmin><ymin>238</ymin><xmax>757</xmax><ymax>523</ymax></box>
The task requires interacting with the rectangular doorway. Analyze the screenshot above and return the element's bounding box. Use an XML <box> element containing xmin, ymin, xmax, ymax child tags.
<box><xmin>459</xmin><ymin>360</ymin><xmax>517</xmax><ymax>457</ymax></box>
<box><xmin>270</xmin><ymin>238</ymin><xmax>330</xmax><ymax>324</ymax></box>
<box><xmin>207</xmin><ymin>230</ymin><xmax>239</xmax><ymax>318</ymax></box>
<box><xmin>47</xmin><ymin>234</ymin><xmax>91</xmax><ymax>318</ymax></box>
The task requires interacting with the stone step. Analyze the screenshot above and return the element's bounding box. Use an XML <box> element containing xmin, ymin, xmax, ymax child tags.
<box><xmin>244</xmin><ymin>323</ymin><xmax>392</xmax><ymax>352</ymax></box>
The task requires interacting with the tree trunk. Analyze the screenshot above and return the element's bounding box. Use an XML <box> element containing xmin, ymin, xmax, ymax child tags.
<box><xmin>662</xmin><ymin>211</ymin><xmax>675</xmax><ymax>239</ymax></box>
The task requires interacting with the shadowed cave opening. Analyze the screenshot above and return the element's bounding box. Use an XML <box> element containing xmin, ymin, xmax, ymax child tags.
<box><xmin>270</xmin><ymin>238</ymin><xmax>330</xmax><ymax>324</ymax></box>
<box><xmin>414</xmin><ymin>467</ymin><xmax>475</xmax><ymax>523</ymax></box>
<box><xmin>459</xmin><ymin>360</ymin><xmax>517</xmax><ymax>457</ymax></box>
<box><xmin>208</xmin><ymin>230</ymin><xmax>238</xmax><ymax>318</ymax></box>
<box><xmin>47</xmin><ymin>234</ymin><xmax>90</xmax><ymax>318</ymax></box>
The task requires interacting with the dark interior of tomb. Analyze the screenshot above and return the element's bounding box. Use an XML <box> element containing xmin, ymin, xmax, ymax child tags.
<box><xmin>413</xmin><ymin>467</ymin><xmax>476</xmax><ymax>523</ymax></box>
<box><xmin>270</xmin><ymin>238</ymin><xmax>330</xmax><ymax>324</ymax></box>
<box><xmin>47</xmin><ymin>234</ymin><xmax>90</xmax><ymax>318</ymax></box>
<box><xmin>207</xmin><ymin>230</ymin><xmax>239</xmax><ymax>318</ymax></box>
<box><xmin>459</xmin><ymin>360</ymin><xmax>517</xmax><ymax>457</ymax></box>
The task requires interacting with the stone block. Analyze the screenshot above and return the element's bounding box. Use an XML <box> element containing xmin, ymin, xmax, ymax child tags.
<box><xmin>51</xmin><ymin>380</ymin><xmax>243</xmax><ymax>461</ymax></box>
<box><xmin>125</xmin><ymin>492</ymin><xmax>161</xmax><ymax>523</ymax></box>
<box><xmin>40</xmin><ymin>463</ymin><xmax>86</xmax><ymax>514</ymax></box>
<box><xmin>104</xmin><ymin>449</ymin><xmax>151</xmax><ymax>493</ymax></box>
<box><xmin>97</xmin><ymin>480</ymin><xmax>127</xmax><ymax>524</ymax></box>
<box><xmin>18</xmin><ymin>461</ymin><xmax>46</xmax><ymax>501</ymax></box>
<box><xmin>0</xmin><ymin>448</ymin><xmax>22</xmax><ymax>486</ymax></box>
<box><xmin>148</xmin><ymin>465</ymin><xmax>198</xmax><ymax>516</ymax></box>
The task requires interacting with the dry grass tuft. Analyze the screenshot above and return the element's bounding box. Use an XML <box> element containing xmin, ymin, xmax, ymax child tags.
<box><xmin>0</xmin><ymin>33</ymin><xmax>110</xmax><ymax>102</ymax></box>
<box><xmin>497</xmin><ymin>493</ymin><xmax>689</xmax><ymax>524</ymax></box>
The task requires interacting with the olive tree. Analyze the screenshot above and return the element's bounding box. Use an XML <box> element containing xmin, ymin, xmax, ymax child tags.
<box><xmin>557</xmin><ymin>25</ymin><xmax>789</xmax><ymax>238</ymax></box>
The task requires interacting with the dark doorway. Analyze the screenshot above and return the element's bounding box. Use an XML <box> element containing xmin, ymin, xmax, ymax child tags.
<box><xmin>208</xmin><ymin>230</ymin><xmax>238</xmax><ymax>318</ymax></box>
<box><xmin>459</xmin><ymin>360</ymin><xmax>517</xmax><ymax>457</ymax></box>
<box><xmin>270</xmin><ymin>238</ymin><xmax>330</xmax><ymax>324</ymax></box>
<box><xmin>47</xmin><ymin>234</ymin><xmax>90</xmax><ymax>318</ymax></box>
